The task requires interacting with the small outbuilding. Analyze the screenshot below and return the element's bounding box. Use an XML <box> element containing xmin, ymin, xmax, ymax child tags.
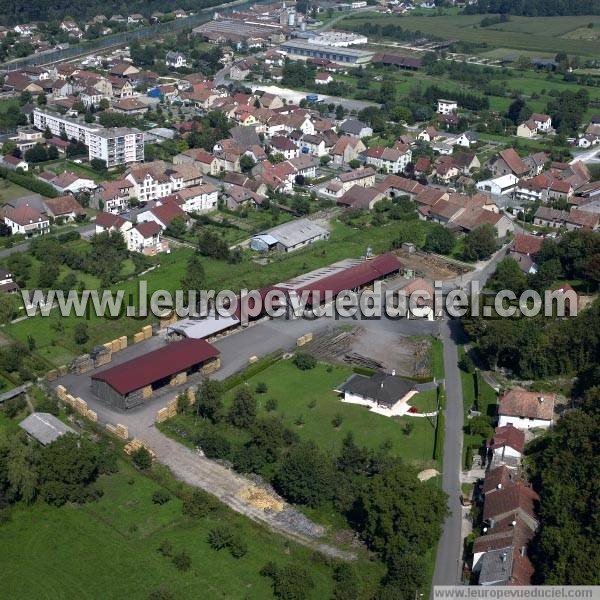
<box><xmin>19</xmin><ymin>412</ymin><xmax>76</xmax><ymax>445</ymax></box>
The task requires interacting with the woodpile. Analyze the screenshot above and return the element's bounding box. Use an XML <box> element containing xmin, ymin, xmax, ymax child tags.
<box><xmin>133</xmin><ymin>332</ymin><xmax>145</xmax><ymax>344</ymax></box>
<box><xmin>124</xmin><ymin>439</ymin><xmax>156</xmax><ymax>460</ymax></box>
<box><xmin>106</xmin><ymin>423</ymin><xmax>129</xmax><ymax>440</ymax></box>
<box><xmin>201</xmin><ymin>357</ymin><xmax>220</xmax><ymax>375</ymax></box>
<box><xmin>237</xmin><ymin>486</ymin><xmax>284</xmax><ymax>512</ymax></box>
<box><xmin>46</xmin><ymin>369</ymin><xmax>58</xmax><ymax>381</ymax></box>
<box><xmin>296</xmin><ymin>332</ymin><xmax>313</xmax><ymax>347</ymax></box>
<box><xmin>170</xmin><ymin>371</ymin><xmax>187</xmax><ymax>386</ymax></box>
<box><xmin>90</xmin><ymin>345</ymin><xmax>111</xmax><ymax>368</ymax></box>
<box><xmin>55</xmin><ymin>384</ymin><xmax>67</xmax><ymax>401</ymax></box>
<box><xmin>159</xmin><ymin>312</ymin><xmax>178</xmax><ymax>329</ymax></box>
<box><xmin>55</xmin><ymin>385</ymin><xmax>98</xmax><ymax>423</ymax></box>
<box><xmin>118</xmin><ymin>336</ymin><xmax>127</xmax><ymax>350</ymax></box>
<box><xmin>142</xmin><ymin>325</ymin><xmax>152</xmax><ymax>340</ymax></box>
<box><xmin>70</xmin><ymin>354</ymin><xmax>93</xmax><ymax>374</ymax></box>
<box><xmin>142</xmin><ymin>385</ymin><xmax>153</xmax><ymax>399</ymax></box>
<box><xmin>86</xmin><ymin>409</ymin><xmax>98</xmax><ymax>422</ymax></box>
<box><xmin>57</xmin><ymin>365</ymin><xmax>68</xmax><ymax>376</ymax></box>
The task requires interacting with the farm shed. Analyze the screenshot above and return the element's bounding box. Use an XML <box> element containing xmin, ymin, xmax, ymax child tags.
<box><xmin>19</xmin><ymin>412</ymin><xmax>76</xmax><ymax>445</ymax></box>
<box><xmin>91</xmin><ymin>339</ymin><xmax>220</xmax><ymax>410</ymax></box>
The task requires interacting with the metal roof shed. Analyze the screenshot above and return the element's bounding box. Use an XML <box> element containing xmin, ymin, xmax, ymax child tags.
<box><xmin>19</xmin><ymin>412</ymin><xmax>76</xmax><ymax>445</ymax></box>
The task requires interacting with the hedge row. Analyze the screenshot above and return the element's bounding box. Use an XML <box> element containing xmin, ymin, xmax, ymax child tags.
<box><xmin>0</xmin><ymin>167</ymin><xmax>58</xmax><ymax>198</ymax></box>
<box><xmin>220</xmin><ymin>351</ymin><xmax>284</xmax><ymax>392</ymax></box>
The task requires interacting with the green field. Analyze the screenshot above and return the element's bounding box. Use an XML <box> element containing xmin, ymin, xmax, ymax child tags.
<box><xmin>222</xmin><ymin>360</ymin><xmax>440</xmax><ymax>468</ymax></box>
<box><xmin>343</xmin><ymin>13</ymin><xmax>600</xmax><ymax>56</ymax></box>
<box><xmin>0</xmin><ymin>459</ymin><xmax>370</xmax><ymax>600</ymax></box>
<box><xmin>5</xmin><ymin>218</ymin><xmax>436</xmax><ymax>366</ymax></box>
<box><xmin>0</xmin><ymin>178</ymin><xmax>38</xmax><ymax>204</ymax></box>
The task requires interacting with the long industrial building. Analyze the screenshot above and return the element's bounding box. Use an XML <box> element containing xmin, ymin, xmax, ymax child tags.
<box><xmin>280</xmin><ymin>39</ymin><xmax>373</xmax><ymax>65</ymax></box>
<box><xmin>91</xmin><ymin>339</ymin><xmax>220</xmax><ymax>409</ymax></box>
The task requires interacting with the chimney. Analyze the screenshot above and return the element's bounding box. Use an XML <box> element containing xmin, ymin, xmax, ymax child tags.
<box><xmin>501</xmin><ymin>552</ymin><xmax>507</xmax><ymax>562</ymax></box>
<box><xmin>539</xmin><ymin>396</ymin><xmax>544</xmax><ymax>403</ymax></box>
<box><xmin>483</xmin><ymin>527</ymin><xmax>488</xmax><ymax>533</ymax></box>
<box><xmin>511</xmin><ymin>520</ymin><xmax>516</xmax><ymax>527</ymax></box>
<box><xmin>497</xmin><ymin>483</ymin><xmax>502</xmax><ymax>490</ymax></box>
<box><xmin>392</xmin><ymin>369</ymin><xmax>396</xmax><ymax>376</ymax></box>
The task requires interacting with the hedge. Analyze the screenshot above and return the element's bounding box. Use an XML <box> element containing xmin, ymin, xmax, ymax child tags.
<box><xmin>221</xmin><ymin>351</ymin><xmax>283</xmax><ymax>392</ymax></box>
<box><xmin>433</xmin><ymin>410</ymin><xmax>445</xmax><ymax>461</ymax></box>
<box><xmin>0</xmin><ymin>167</ymin><xmax>57</xmax><ymax>198</ymax></box>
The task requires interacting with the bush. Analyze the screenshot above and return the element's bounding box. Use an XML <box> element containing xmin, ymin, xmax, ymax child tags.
<box><xmin>255</xmin><ymin>381</ymin><xmax>268</xmax><ymax>394</ymax></box>
<box><xmin>332</xmin><ymin>414</ymin><xmax>343</xmax><ymax>428</ymax></box>
<box><xmin>152</xmin><ymin>490</ymin><xmax>171</xmax><ymax>505</ymax></box>
<box><xmin>459</xmin><ymin>353</ymin><xmax>475</xmax><ymax>374</ymax></box>
<box><xmin>148</xmin><ymin>587</ymin><xmax>174</xmax><ymax>600</ymax></box>
<box><xmin>292</xmin><ymin>352</ymin><xmax>316</xmax><ymax>371</ymax></box>
<box><xmin>131</xmin><ymin>447</ymin><xmax>152</xmax><ymax>471</ymax></box>
<box><xmin>172</xmin><ymin>550</ymin><xmax>191</xmax><ymax>571</ymax></box>
<box><xmin>208</xmin><ymin>525</ymin><xmax>233</xmax><ymax>550</ymax></box>
<box><xmin>228</xmin><ymin>535</ymin><xmax>248</xmax><ymax>558</ymax></box>
<box><xmin>157</xmin><ymin>539</ymin><xmax>173</xmax><ymax>557</ymax></box>
<box><xmin>199</xmin><ymin>430</ymin><xmax>231</xmax><ymax>460</ymax></box>
<box><xmin>182</xmin><ymin>489</ymin><xmax>218</xmax><ymax>518</ymax></box>
<box><xmin>3</xmin><ymin>395</ymin><xmax>26</xmax><ymax>418</ymax></box>
<box><xmin>265</xmin><ymin>398</ymin><xmax>278</xmax><ymax>412</ymax></box>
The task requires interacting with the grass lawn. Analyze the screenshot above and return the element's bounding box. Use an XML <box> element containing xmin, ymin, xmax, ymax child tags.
<box><xmin>342</xmin><ymin>13</ymin><xmax>600</xmax><ymax>56</ymax></box>
<box><xmin>0</xmin><ymin>460</ymin><xmax>379</xmax><ymax>600</ymax></box>
<box><xmin>0</xmin><ymin>179</ymin><xmax>38</xmax><ymax>204</ymax></box>
<box><xmin>429</xmin><ymin>337</ymin><xmax>445</xmax><ymax>381</ymax></box>
<box><xmin>5</xmin><ymin>218</ymin><xmax>436</xmax><ymax>366</ymax></box>
<box><xmin>223</xmin><ymin>359</ymin><xmax>439</xmax><ymax>469</ymax></box>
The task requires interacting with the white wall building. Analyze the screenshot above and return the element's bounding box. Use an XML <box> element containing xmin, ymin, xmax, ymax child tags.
<box><xmin>437</xmin><ymin>99</ymin><xmax>458</xmax><ymax>115</ymax></box>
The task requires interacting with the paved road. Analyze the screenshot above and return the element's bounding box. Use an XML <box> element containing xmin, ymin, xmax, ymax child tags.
<box><xmin>432</xmin><ymin>317</ymin><xmax>466</xmax><ymax>588</ymax></box>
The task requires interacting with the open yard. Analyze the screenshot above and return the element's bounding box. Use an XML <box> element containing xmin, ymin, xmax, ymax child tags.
<box><xmin>221</xmin><ymin>359</ymin><xmax>439</xmax><ymax>468</ymax></box>
<box><xmin>0</xmin><ymin>178</ymin><xmax>37</xmax><ymax>204</ymax></box>
<box><xmin>0</xmin><ymin>459</ymin><xmax>372</xmax><ymax>600</ymax></box>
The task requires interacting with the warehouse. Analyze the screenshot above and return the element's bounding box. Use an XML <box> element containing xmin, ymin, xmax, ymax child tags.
<box><xmin>91</xmin><ymin>339</ymin><xmax>220</xmax><ymax>410</ymax></box>
<box><xmin>250</xmin><ymin>218</ymin><xmax>330</xmax><ymax>253</ymax></box>
<box><xmin>273</xmin><ymin>253</ymin><xmax>403</xmax><ymax>307</ymax></box>
<box><xmin>280</xmin><ymin>40</ymin><xmax>373</xmax><ymax>65</ymax></box>
<box><xmin>166</xmin><ymin>313</ymin><xmax>240</xmax><ymax>341</ymax></box>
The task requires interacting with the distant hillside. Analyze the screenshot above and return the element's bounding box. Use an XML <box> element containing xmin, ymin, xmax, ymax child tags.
<box><xmin>464</xmin><ymin>0</ymin><xmax>600</xmax><ymax>16</ymax></box>
<box><xmin>0</xmin><ymin>0</ymin><xmax>221</xmax><ymax>26</ymax></box>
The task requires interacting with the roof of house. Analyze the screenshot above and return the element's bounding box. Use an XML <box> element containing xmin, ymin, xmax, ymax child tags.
<box><xmin>497</xmin><ymin>148</ymin><xmax>529</xmax><ymax>176</ymax></box>
<box><xmin>478</xmin><ymin>546</ymin><xmax>534</xmax><ymax>585</ymax></box>
<box><xmin>338</xmin><ymin>185</ymin><xmax>382</xmax><ymax>210</ymax></box>
<box><xmin>19</xmin><ymin>412</ymin><xmax>76</xmax><ymax>445</ymax></box>
<box><xmin>487</xmin><ymin>425</ymin><xmax>526</xmax><ymax>454</ymax></box>
<box><xmin>92</xmin><ymin>339</ymin><xmax>220</xmax><ymax>395</ymax></box>
<box><xmin>512</xmin><ymin>233</ymin><xmax>543</xmax><ymax>256</ymax></box>
<box><xmin>339</xmin><ymin>119</ymin><xmax>369</xmax><ymax>135</ymax></box>
<box><xmin>150</xmin><ymin>201</ymin><xmax>187</xmax><ymax>227</ymax></box>
<box><xmin>338</xmin><ymin>167</ymin><xmax>376</xmax><ymax>183</ymax></box>
<box><xmin>44</xmin><ymin>195</ymin><xmax>85</xmax><ymax>216</ymax></box>
<box><xmin>95</xmin><ymin>212</ymin><xmax>127</xmax><ymax>229</ymax></box>
<box><xmin>135</xmin><ymin>221</ymin><xmax>162</xmax><ymax>238</ymax></box>
<box><xmin>339</xmin><ymin>372</ymin><xmax>415</xmax><ymax>408</ymax></box>
<box><xmin>270</xmin><ymin>135</ymin><xmax>297</xmax><ymax>152</ymax></box>
<box><xmin>3</xmin><ymin>204</ymin><xmax>47</xmax><ymax>225</ymax></box>
<box><xmin>498</xmin><ymin>388</ymin><xmax>555</xmax><ymax>421</ymax></box>
<box><xmin>483</xmin><ymin>480</ymin><xmax>539</xmax><ymax>524</ymax></box>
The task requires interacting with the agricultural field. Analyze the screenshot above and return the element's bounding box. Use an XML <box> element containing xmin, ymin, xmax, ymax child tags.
<box><xmin>0</xmin><ymin>458</ymin><xmax>368</xmax><ymax>600</ymax></box>
<box><xmin>0</xmin><ymin>178</ymin><xmax>37</xmax><ymax>205</ymax></box>
<box><xmin>342</xmin><ymin>13</ymin><xmax>600</xmax><ymax>57</ymax></box>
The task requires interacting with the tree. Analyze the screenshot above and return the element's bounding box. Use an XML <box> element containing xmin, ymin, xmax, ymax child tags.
<box><xmin>228</xmin><ymin>387</ymin><xmax>257</xmax><ymax>428</ymax></box>
<box><xmin>292</xmin><ymin>352</ymin><xmax>316</xmax><ymax>370</ymax></box>
<box><xmin>47</xmin><ymin>145</ymin><xmax>59</xmax><ymax>160</ymax></box>
<box><xmin>180</xmin><ymin>254</ymin><xmax>205</xmax><ymax>295</ymax></box>
<box><xmin>239</xmin><ymin>155</ymin><xmax>255</xmax><ymax>173</ymax></box>
<box><xmin>165</xmin><ymin>215</ymin><xmax>186</xmax><ymax>238</ymax></box>
<box><xmin>196</xmin><ymin>378</ymin><xmax>223</xmax><ymax>422</ymax></box>
<box><xmin>353</xmin><ymin>462</ymin><xmax>448</xmax><ymax>561</ymax></box>
<box><xmin>423</xmin><ymin>224</ymin><xmax>455</xmax><ymax>255</ymax></box>
<box><xmin>462</xmin><ymin>224</ymin><xmax>497</xmax><ymax>261</ymax></box>
<box><xmin>488</xmin><ymin>257</ymin><xmax>528</xmax><ymax>295</ymax></box>
<box><xmin>182</xmin><ymin>489</ymin><xmax>218</xmax><ymax>518</ymax></box>
<box><xmin>507</xmin><ymin>98</ymin><xmax>531</xmax><ymax>125</ymax></box>
<box><xmin>274</xmin><ymin>441</ymin><xmax>333</xmax><ymax>507</ymax></box>
<box><xmin>73</xmin><ymin>322</ymin><xmax>89</xmax><ymax>346</ymax></box>
<box><xmin>262</xmin><ymin>563</ymin><xmax>314</xmax><ymax>600</ymax></box>
<box><xmin>208</xmin><ymin>525</ymin><xmax>233</xmax><ymax>550</ymax></box>
<box><xmin>131</xmin><ymin>447</ymin><xmax>152</xmax><ymax>470</ymax></box>
<box><xmin>24</xmin><ymin>143</ymin><xmax>48</xmax><ymax>163</ymax></box>
<box><xmin>90</xmin><ymin>158</ymin><xmax>107</xmax><ymax>172</ymax></box>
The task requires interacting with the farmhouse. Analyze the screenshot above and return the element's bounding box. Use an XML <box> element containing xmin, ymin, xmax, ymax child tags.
<box><xmin>91</xmin><ymin>339</ymin><xmax>220</xmax><ymax>409</ymax></box>
<box><xmin>336</xmin><ymin>372</ymin><xmax>417</xmax><ymax>417</ymax></box>
<box><xmin>498</xmin><ymin>389</ymin><xmax>555</xmax><ymax>430</ymax></box>
<box><xmin>486</xmin><ymin>424</ymin><xmax>525</xmax><ymax>470</ymax></box>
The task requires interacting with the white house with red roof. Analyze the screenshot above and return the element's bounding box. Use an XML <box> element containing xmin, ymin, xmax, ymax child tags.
<box><xmin>3</xmin><ymin>204</ymin><xmax>50</xmax><ymax>236</ymax></box>
<box><xmin>498</xmin><ymin>389</ymin><xmax>555</xmax><ymax>430</ymax></box>
<box><xmin>1</xmin><ymin>155</ymin><xmax>28</xmax><ymax>171</ymax></box>
<box><xmin>137</xmin><ymin>201</ymin><xmax>189</xmax><ymax>231</ymax></box>
<box><xmin>127</xmin><ymin>221</ymin><xmax>169</xmax><ymax>255</ymax></box>
<box><xmin>95</xmin><ymin>212</ymin><xmax>132</xmax><ymax>235</ymax></box>
<box><xmin>486</xmin><ymin>424</ymin><xmax>525</xmax><ymax>470</ymax></box>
